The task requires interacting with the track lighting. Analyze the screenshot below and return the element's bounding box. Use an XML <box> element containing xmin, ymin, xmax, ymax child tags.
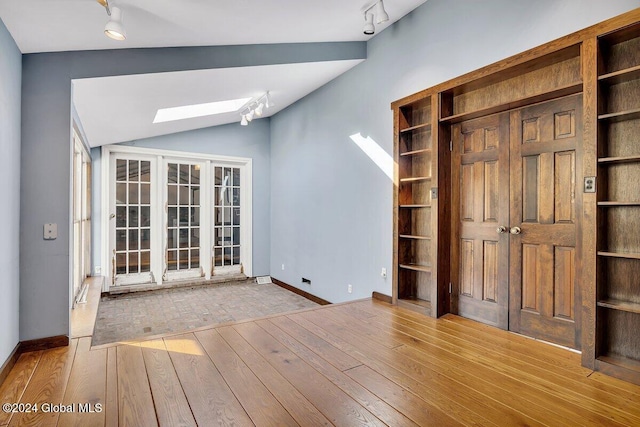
<box><xmin>362</xmin><ymin>0</ymin><xmax>389</xmax><ymax>35</ymax></box>
<box><xmin>375</xmin><ymin>0</ymin><xmax>389</xmax><ymax>23</ymax></box>
<box><xmin>254</xmin><ymin>102</ymin><xmax>264</xmax><ymax>117</ymax></box>
<box><xmin>238</xmin><ymin>92</ymin><xmax>273</xmax><ymax>126</ymax></box>
<box><xmin>99</xmin><ymin>0</ymin><xmax>127</xmax><ymax>41</ymax></box>
<box><xmin>363</xmin><ymin>14</ymin><xmax>375</xmax><ymax>35</ymax></box>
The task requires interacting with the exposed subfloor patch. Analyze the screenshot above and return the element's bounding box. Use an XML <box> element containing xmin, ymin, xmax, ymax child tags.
<box><xmin>92</xmin><ymin>279</ymin><xmax>319</xmax><ymax>346</ymax></box>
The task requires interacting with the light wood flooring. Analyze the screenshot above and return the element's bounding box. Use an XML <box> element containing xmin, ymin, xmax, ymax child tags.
<box><xmin>1</xmin><ymin>299</ymin><xmax>640</xmax><ymax>426</ymax></box>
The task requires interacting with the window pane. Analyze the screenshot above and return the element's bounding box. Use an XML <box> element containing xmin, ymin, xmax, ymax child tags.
<box><xmin>116</xmin><ymin>253</ymin><xmax>127</xmax><ymax>274</ymax></box>
<box><xmin>168</xmin><ymin>207</ymin><xmax>177</xmax><ymax>227</ymax></box>
<box><xmin>168</xmin><ymin>185</ymin><xmax>177</xmax><ymax>205</ymax></box>
<box><xmin>233</xmin><ymin>207</ymin><xmax>240</xmax><ymax>226</ymax></box>
<box><xmin>140</xmin><ymin>229</ymin><xmax>151</xmax><ymax>250</ymax></box>
<box><xmin>129</xmin><ymin>230</ymin><xmax>138</xmax><ymax>251</ymax></box>
<box><xmin>214</xmin><ymin>247</ymin><xmax>222</xmax><ymax>266</ymax></box>
<box><xmin>116</xmin><ymin>230</ymin><xmax>126</xmax><ymax>251</ymax></box>
<box><xmin>214</xmin><ymin>167</ymin><xmax>222</xmax><ymax>185</ymax></box>
<box><xmin>223</xmin><ymin>247</ymin><xmax>232</xmax><ymax>263</ymax></box>
<box><xmin>179</xmin><ymin>185</ymin><xmax>189</xmax><ymax>205</ymax></box>
<box><xmin>233</xmin><ymin>227</ymin><xmax>240</xmax><ymax>245</ymax></box>
<box><xmin>140</xmin><ymin>161</ymin><xmax>151</xmax><ymax>182</ymax></box>
<box><xmin>168</xmin><ymin>229</ymin><xmax>177</xmax><ymax>249</ymax></box>
<box><xmin>191</xmin><ymin>165</ymin><xmax>200</xmax><ymax>184</ymax></box>
<box><xmin>192</xmin><ymin>187</ymin><xmax>200</xmax><ymax>205</ymax></box>
<box><xmin>179</xmin><ymin>250</ymin><xmax>189</xmax><ymax>269</ymax></box>
<box><xmin>214</xmin><ymin>207</ymin><xmax>223</xmax><ymax>226</ymax></box>
<box><xmin>116</xmin><ymin>160</ymin><xmax>127</xmax><ymax>182</ymax></box>
<box><xmin>232</xmin><ymin>246</ymin><xmax>240</xmax><ymax>265</ymax></box>
<box><xmin>179</xmin><ymin>229</ymin><xmax>189</xmax><ymax>248</ymax></box>
<box><xmin>140</xmin><ymin>184</ymin><xmax>150</xmax><ymax>204</ymax></box>
<box><xmin>180</xmin><ymin>164</ymin><xmax>189</xmax><ymax>184</ymax></box>
<box><xmin>214</xmin><ymin>188</ymin><xmax>222</xmax><ymax>207</ymax></box>
<box><xmin>116</xmin><ymin>183</ymin><xmax>126</xmax><ymax>205</ymax></box>
<box><xmin>128</xmin><ymin>207</ymin><xmax>138</xmax><ymax>227</ymax></box>
<box><xmin>116</xmin><ymin>206</ymin><xmax>126</xmax><ymax>227</ymax></box>
<box><xmin>214</xmin><ymin>227</ymin><xmax>223</xmax><ymax>247</ymax></box>
<box><xmin>167</xmin><ymin>250</ymin><xmax>177</xmax><ymax>271</ymax></box>
<box><xmin>129</xmin><ymin>252</ymin><xmax>139</xmax><ymax>273</ymax></box>
<box><xmin>232</xmin><ymin>168</ymin><xmax>240</xmax><ymax>187</ymax></box>
<box><xmin>179</xmin><ymin>207</ymin><xmax>189</xmax><ymax>226</ymax></box>
<box><xmin>233</xmin><ymin>188</ymin><xmax>240</xmax><ymax>206</ymax></box>
<box><xmin>129</xmin><ymin>160</ymin><xmax>139</xmax><ymax>181</ymax></box>
<box><xmin>191</xmin><ymin>207</ymin><xmax>200</xmax><ymax>226</ymax></box>
<box><xmin>168</xmin><ymin>164</ymin><xmax>178</xmax><ymax>184</ymax></box>
<box><xmin>190</xmin><ymin>249</ymin><xmax>199</xmax><ymax>268</ymax></box>
<box><xmin>191</xmin><ymin>228</ymin><xmax>200</xmax><ymax>247</ymax></box>
<box><xmin>140</xmin><ymin>251</ymin><xmax>150</xmax><ymax>272</ymax></box>
<box><xmin>140</xmin><ymin>206</ymin><xmax>150</xmax><ymax>227</ymax></box>
<box><xmin>129</xmin><ymin>183</ymin><xmax>139</xmax><ymax>204</ymax></box>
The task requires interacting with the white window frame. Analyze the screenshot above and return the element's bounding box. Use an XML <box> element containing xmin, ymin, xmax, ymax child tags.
<box><xmin>101</xmin><ymin>145</ymin><xmax>253</xmax><ymax>292</ymax></box>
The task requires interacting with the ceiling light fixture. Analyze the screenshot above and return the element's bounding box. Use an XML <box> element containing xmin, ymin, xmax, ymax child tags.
<box><xmin>238</xmin><ymin>92</ymin><xmax>273</xmax><ymax>126</ymax></box>
<box><xmin>362</xmin><ymin>0</ymin><xmax>389</xmax><ymax>35</ymax></box>
<box><xmin>98</xmin><ymin>0</ymin><xmax>127</xmax><ymax>41</ymax></box>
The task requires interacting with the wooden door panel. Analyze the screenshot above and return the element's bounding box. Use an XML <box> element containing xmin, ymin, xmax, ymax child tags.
<box><xmin>554</xmin><ymin>151</ymin><xmax>576</xmax><ymax>223</ymax></box>
<box><xmin>452</xmin><ymin>113</ymin><xmax>510</xmax><ymax>329</ymax></box>
<box><xmin>510</xmin><ymin>94</ymin><xmax>582</xmax><ymax>349</ymax></box>
<box><xmin>554</xmin><ymin>246</ymin><xmax>575</xmax><ymax>320</ymax></box>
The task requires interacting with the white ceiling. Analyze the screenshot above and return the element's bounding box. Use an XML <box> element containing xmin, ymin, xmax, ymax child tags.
<box><xmin>73</xmin><ymin>60</ymin><xmax>364</xmax><ymax>147</ymax></box>
<box><xmin>0</xmin><ymin>0</ymin><xmax>427</xmax><ymax>53</ymax></box>
<box><xmin>1</xmin><ymin>0</ymin><xmax>428</xmax><ymax>147</ymax></box>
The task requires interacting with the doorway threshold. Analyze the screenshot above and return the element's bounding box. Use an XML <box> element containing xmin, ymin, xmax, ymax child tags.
<box><xmin>106</xmin><ymin>274</ymin><xmax>247</xmax><ymax>296</ymax></box>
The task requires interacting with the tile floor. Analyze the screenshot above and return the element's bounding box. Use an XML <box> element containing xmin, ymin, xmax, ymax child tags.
<box><xmin>92</xmin><ymin>279</ymin><xmax>319</xmax><ymax>346</ymax></box>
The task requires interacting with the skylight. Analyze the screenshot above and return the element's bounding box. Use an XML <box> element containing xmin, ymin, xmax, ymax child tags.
<box><xmin>153</xmin><ymin>97</ymin><xmax>252</xmax><ymax>123</ymax></box>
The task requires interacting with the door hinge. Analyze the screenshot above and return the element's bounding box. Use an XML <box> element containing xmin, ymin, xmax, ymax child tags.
<box><xmin>449</xmin><ymin>282</ymin><xmax>452</xmax><ymax>294</ymax></box>
<box><xmin>449</xmin><ymin>140</ymin><xmax>453</xmax><ymax>151</ymax></box>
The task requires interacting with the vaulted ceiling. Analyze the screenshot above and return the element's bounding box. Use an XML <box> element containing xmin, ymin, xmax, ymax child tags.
<box><xmin>0</xmin><ymin>0</ymin><xmax>428</xmax><ymax>146</ymax></box>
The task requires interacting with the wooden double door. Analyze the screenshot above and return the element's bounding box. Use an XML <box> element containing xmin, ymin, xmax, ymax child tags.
<box><xmin>451</xmin><ymin>94</ymin><xmax>582</xmax><ymax>349</ymax></box>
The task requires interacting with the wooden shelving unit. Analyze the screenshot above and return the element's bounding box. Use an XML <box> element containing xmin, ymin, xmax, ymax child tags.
<box><xmin>393</xmin><ymin>96</ymin><xmax>436</xmax><ymax>315</ymax></box>
<box><xmin>595</xmin><ymin>21</ymin><xmax>640</xmax><ymax>384</ymax></box>
<box><xmin>389</xmin><ymin>9</ymin><xmax>640</xmax><ymax>386</ymax></box>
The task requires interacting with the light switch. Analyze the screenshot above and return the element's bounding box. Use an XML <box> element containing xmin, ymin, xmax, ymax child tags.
<box><xmin>44</xmin><ymin>223</ymin><xmax>57</xmax><ymax>240</ymax></box>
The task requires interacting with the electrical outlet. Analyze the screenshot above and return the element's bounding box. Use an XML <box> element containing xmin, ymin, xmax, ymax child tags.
<box><xmin>281</xmin><ymin>264</ymin><xmax>285</xmax><ymax>270</ymax></box>
<box><xmin>348</xmin><ymin>284</ymin><xmax>353</xmax><ymax>294</ymax></box>
<box><xmin>381</xmin><ymin>268</ymin><xmax>387</xmax><ymax>278</ymax></box>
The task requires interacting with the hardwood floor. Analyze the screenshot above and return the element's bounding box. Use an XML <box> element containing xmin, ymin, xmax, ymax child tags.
<box><xmin>1</xmin><ymin>299</ymin><xmax>640</xmax><ymax>426</ymax></box>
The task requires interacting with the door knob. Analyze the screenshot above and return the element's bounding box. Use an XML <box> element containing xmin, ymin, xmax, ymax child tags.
<box><xmin>110</xmin><ymin>213</ymin><xmax>116</xmax><ymax>219</ymax></box>
<box><xmin>510</xmin><ymin>226</ymin><xmax>522</xmax><ymax>235</ymax></box>
<box><xmin>496</xmin><ymin>226</ymin><xmax>508</xmax><ymax>234</ymax></box>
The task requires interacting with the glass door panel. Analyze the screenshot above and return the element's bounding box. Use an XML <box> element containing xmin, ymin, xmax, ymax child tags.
<box><xmin>165</xmin><ymin>162</ymin><xmax>202</xmax><ymax>280</ymax></box>
<box><xmin>213</xmin><ymin>166</ymin><xmax>242</xmax><ymax>275</ymax></box>
<box><xmin>112</xmin><ymin>158</ymin><xmax>152</xmax><ymax>286</ymax></box>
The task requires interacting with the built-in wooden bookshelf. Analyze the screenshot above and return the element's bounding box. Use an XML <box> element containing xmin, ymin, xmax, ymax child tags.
<box><xmin>595</xmin><ymin>21</ymin><xmax>640</xmax><ymax>384</ymax></box>
<box><xmin>394</xmin><ymin>97</ymin><xmax>435</xmax><ymax>315</ymax></box>
<box><xmin>390</xmin><ymin>8</ymin><xmax>640</xmax><ymax>385</ymax></box>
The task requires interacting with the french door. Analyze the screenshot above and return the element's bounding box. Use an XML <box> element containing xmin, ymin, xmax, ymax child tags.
<box><xmin>110</xmin><ymin>154</ymin><xmax>156</xmax><ymax>286</ymax></box>
<box><xmin>108</xmin><ymin>149</ymin><xmax>251</xmax><ymax>288</ymax></box>
<box><xmin>452</xmin><ymin>94</ymin><xmax>582</xmax><ymax>349</ymax></box>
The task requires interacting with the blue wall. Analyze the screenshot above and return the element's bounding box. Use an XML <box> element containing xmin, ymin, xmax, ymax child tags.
<box><xmin>91</xmin><ymin>119</ymin><xmax>272</xmax><ymax>277</ymax></box>
<box><xmin>0</xmin><ymin>18</ymin><xmax>21</xmax><ymax>363</ymax></box>
<box><xmin>269</xmin><ymin>0</ymin><xmax>640</xmax><ymax>303</ymax></box>
<box><xmin>20</xmin><ymin>42</ymin><xmax>363</xmax><ymax>341</ymax></box>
